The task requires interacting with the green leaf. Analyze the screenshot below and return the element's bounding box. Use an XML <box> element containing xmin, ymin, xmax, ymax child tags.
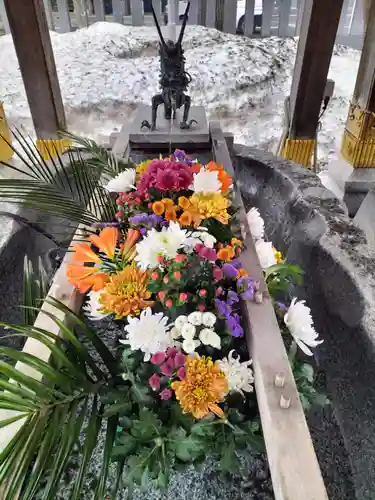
<box><xmin>0</xmin><ymin>413</ymin><xmax>28</xmax><ymax>430</ymax></box>
<box><xmin>71</xmin><ymin>398</ymin><xmax>102</xmax><ymax>500</ymax></box>
<box><xmin>130</xmin><ymin>381</ymin><xmax>154</xmax><ymax>405</ymax></box>
<box><xmin>300</xmin><ymin>363</ymin><xmax>314</xmax><ymax>383</ymax></box>
<box><xmin>94</xmin><ymin>414</ymin><xmax>118</xmax><ymax>500</ymax></box>
<box><xmin>103</xmin><ymin>401</ymin><xmax>133</xmax><ymax>418</ymax></box>
<box><xmin>112</xmin><ymin>436</ymin><xmax>138</xmax><ymax>460</ymax></box>
<box><xmin>227</xmin><ymin>408</ymin><xmax>245</xmax><ymax>425</ymax></box>
<box><xmin>130</xmin><ymin>410</ymin><xmax>162</xmax><ymax>441</ymax></box>
<box><xmin>219</xmin><ymin>440</ymin><xmax>240</xmax><ymax>474</ymax></box>
<box><xmin>168</xmin><ymin>428</ymin><xmax>206</xmax><ymax>462</ymax></box>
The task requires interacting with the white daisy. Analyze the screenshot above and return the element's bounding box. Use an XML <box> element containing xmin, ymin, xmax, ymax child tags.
<box><xmin>180</xmin><ymin>322</ymin><xmax>196</xmax><ymax>340</ymax></box>
<box><xmin>247</xmin><ymin>207</ymin><xmax>265</xmax><ymax>241</ymax></box>
<box><xmin>120</xmin><ymin>308</ymin><xmax>173</xmax><ymax>361</ymax></box>
<box><xmin>199</xmin><ymin>328</ymin><xmax>221</xmax><ymax>349</ymax></box>
<box><xmin>284</xmin><ymin>298</ymin><xmax>323</xmax><ymax>356</ymax></box>
<box><xmin>218</xmin><ymin>350</ymin><xmax>254</xmax><ymax>396</ymax></box>
<box><xmin>104</xmin><ymin>169</ymin><xmax>136</xmax><ymax>193</ymax></box>
<box><xmin>202</xmin><ymin>312</ymin><xmax>217</xmax><ymax>328</ymax></box>
<box><xmin>187</xmin><ymin>311</ymin><xmax>203</xmax><ymax>326</ymax></box>
<box><xmin>182</xmin><ymin>338</ymin><xmax>201</xmax><ymax>354</ymax></box>
<box><xmin>174</xmin><ymin>315</ymin><xmax>189</xmax><ymax>331</ymax></box>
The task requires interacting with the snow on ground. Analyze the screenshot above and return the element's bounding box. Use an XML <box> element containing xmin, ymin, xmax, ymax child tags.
<box><xmin>0</xmin><ymin>23</ymin><xmax>360</xmax><ymax>165</ymax></box>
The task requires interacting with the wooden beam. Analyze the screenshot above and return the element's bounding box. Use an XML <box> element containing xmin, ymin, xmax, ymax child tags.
<box><xmin>4</xmin><ymin>0</ymin><xmax>66</xmax><ymax>141</ymax></box>
<box><xmin>341</xmin><ymin>0</ymin><xmax>375</xmax><ymax>167</ymax></box>
<box><xmin>210</xmin><ymin>122</ymin><xmax>328</xmax><ymax>500</ymax></box>
<box><xmin>281</xmin><ymin>0</ymin><xmax>343</xmax><ymax>167</ymax></box>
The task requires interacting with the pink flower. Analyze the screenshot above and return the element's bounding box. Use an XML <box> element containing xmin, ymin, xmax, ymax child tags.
<box><xmin>160</xmin><ymin>359</ymin><xmax>174</xmax><ymax>376</ymax></box>
<box><xmin>199</xmin><ymin>247</ymin><xmax>217</xmax><ymax>261</ymax></box>
<box><xmin>175</xmin><ymin>254</ymin><xmax>187</xmax><ymax>263</ymax></box>
<box><xmin>159</xmin><ymin>388</ymin><xmax>173</xmax><ymax>400</ymax></box>
<box><xmin>151</xmin><ymin>352</ymin><xmax>166</xmax><ymax>365</ymax></box>
<box><xmin>174</xmin><ymin>353</ymin><xmax>186</xmax><ymax>367</ymax></box>
<box><xmin>216</xmin><ymin>286</ymin><xmax>223</xmax><ymax>297</ymax></box>
<box><xmin>137</xmin><ymin>160</ymin><xmax>193</xmax><ymax>194</ymax></box>
<box><xmin>177</xmin><ymin>367</ymin><xmax>186</xmax><ymax>380</ymax></box>
<box><xmin>198</xmin><ymin>304</ymin><xmax>206</xmax><ymax>311</ymax></box>
<box><xmin>167</xmin><ymin>347</ymin><xmax>178</xmax><ymax>359</ymax></box>
<box><xmin>149</xmin><ymin>373</ymin><xmax>161</xmax><ymax>391</ymax></box>
<box><xmin>213</xmin><ymin>267</ymin><xmax>223</xmax><ymax>281</ymax></box>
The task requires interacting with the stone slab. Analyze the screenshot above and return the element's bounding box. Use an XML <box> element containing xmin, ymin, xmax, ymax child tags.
<box><xmin>354</xmin><ymin>188</ymin><xmax>375</xmax><ymax>249</ymax></box>
<box><xmin>129</xmin><ymin>105</ymin><xmax>210</xmax><ymax>148</ymax></box>
<box><xmin>234</xmin><ymin>145</ymin><xmax>375</xmax><ymax>499</ymax></box>
<box><xmin>344</xmin><ymin>168</ymin><xmax>375</xmax><ymax>217</ymax></box>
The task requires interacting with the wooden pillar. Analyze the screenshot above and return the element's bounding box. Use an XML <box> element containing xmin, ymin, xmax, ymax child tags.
<box><xmin>363</xmin><ymin>0</ymin><xmax>371</xmax><ymax>28</ymax></box>
<box><xmin>4</xmin><ymin>0</ymin><xmax>69</xmax><ymax>158</ymax></box>
<box><xmin>281</xmin><ymin>0</ymin><xmax>344</xmax><ymax>167</ymax></box>
<box><xmin>341</xmin><ymin>0</ymin><xmax>375</xmax><ymax>168</ymax></box>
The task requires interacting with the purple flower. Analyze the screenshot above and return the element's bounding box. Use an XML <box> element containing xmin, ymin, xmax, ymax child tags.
<box><xmin>237</xmin><ymin>277</ymin><xmax>256</xmax><ymax>301</ymax></box>
<box><xmin>226</xmin><ymin>314</ymin><xmax>244</xmax><ymax>338</ymax></box>
<box><xmin>215</xmin><ymin>299</ymin><xmax>232</xmax><ymax>319</ymax></box>
<box><xmin>140</xmin><ymin>227</ymin><xmax>147</xmax><ymax>235</ymax></box>
<box><xmin>93</xmin><ymin>222</ymin><xmax>120</xmax><ymax>228</ymax></box>
<box><xmin>227</xmin><ymin>290</ymin><xmax>239</xmax><ymax>305</ymax></box>
<box><xmin>230</xmin><ymin>259</ymin><xmax>242</xmax><ymax>269</ymax></box>
<box><xmin>277</xmin><ymin>302</ymin><xmax>287</xmax><ymax>311</ymax></box>
<box><xmin>223</xmin><ymin>263</ymin><xmax>239</xmax><ymax>279</ymax></box>
<box><xmin>129</xmin><ymin>213</ymin><xmax>162</xmax><ymax>227</ymax></box>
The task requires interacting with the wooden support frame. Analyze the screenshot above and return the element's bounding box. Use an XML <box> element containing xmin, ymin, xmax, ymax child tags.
<box><xmin>4</xmin><ymin>0</ymin><xmax>66</xmax><ymax>141</ymax></box>
<box><xmin>341</xmin><ymin>0</ymin><xmax>375</xmax><ymax>167</ymax></box>
<box><xmin>282</xmin><ymin>0</ymin><xmax>344</xmax><ymax>167</ymax></box>
<box><xmin>210</xmin><ymin>122</ymin><xmax>328</xmax><ymax>500</ymax></box>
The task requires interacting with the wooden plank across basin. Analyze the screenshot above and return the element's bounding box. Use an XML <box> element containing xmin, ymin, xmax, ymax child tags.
<box><xmin>0</xmin><ymin>115</ymin><xmax>328</xmax><ymax>500</ymax></box>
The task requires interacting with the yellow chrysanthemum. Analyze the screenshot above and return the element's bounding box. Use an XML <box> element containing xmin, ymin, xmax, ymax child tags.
<box><xmin>171</xmin><ymin>356</ymin><xmax>228</xmax><ymax>419</ymax></box>
<box><xmin>99</xmin><ymin>265</ymin><xmax>154</xmax><ymax>319</ymax></box>
<box><xmin>188</xmin><ymin>192</ymin><xmax>230</xmax><ymax>225</ymax></box>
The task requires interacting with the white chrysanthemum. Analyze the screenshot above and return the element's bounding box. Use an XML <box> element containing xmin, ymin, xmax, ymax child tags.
<box><xmin>255</xmin><ymin>240</ymin><xmax>277</xmax><ymax>270</ymax></box>
<box><xmin>284</xmin><ymin>298</ymin><xmax>323</xmax><ymax>356</ymax></box>
<box><xmin>192</xmin><ymin>227</ymin><xmax>217</xmax><ymax>248</ymax></box>
<box><xmin>218</xmin><ymin>350</ymin><xmax>254</xmax><ymax>396</ymax></box>
<box><xmin>120</xmin><ymin>308</ymin><xmax>173</xmax><ymax>361</ymax></box>
<box><xmin>199</xmin><ymin>328</ymin><xmax>221</xmax><ymax>349</ymax></box>
<box><xmin>182</xmin><ymin>338</ymin><xmax>201</xmax><ymax>354</ymax></box>
<box><xmin>192</xmin><ymin>169</ymin><xmax>221</xmax><ymax>193</ymax></box>
<box><xmin>135</xmin><ymin>222</ymin><xmax>201</xmax><ymax>270</ymax></box>
<box><xmin>105</xmin><ymin>169</ymin><xmax>136</xmax><ymax>193</ymax></box>
<box><xmin>187</xmin><ymin>311</ymin><xmax>203</xmax><ymax>326</ymax></box>
<box><xmin>202</xmin><ymin>312</ymin><xmax>217</xmax><ymax>328</ymax></box>
<box><xmin>82</xmin><ymin>290</ymin><xmax>109</xmax><ymax>321</ymax></box>
<box><xmin>180</xmin><ymin>322</ymin><xmax>196</xmax><ymax>340</ymax></box>
<box><xmin>247</xmin><ymin>207</ymin><xmax>265</xmax><ymax>241</ymax></box>
<box><xmin>174</xmin><ymin>315</ymin><xmax>189</xmax><ymax>331</ymax></box>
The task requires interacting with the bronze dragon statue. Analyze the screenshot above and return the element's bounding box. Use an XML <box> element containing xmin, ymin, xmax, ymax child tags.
<box><xmin>141</xmin><ymin>1</ymin><xmax>197</xmax><ymax>131</ymax></box>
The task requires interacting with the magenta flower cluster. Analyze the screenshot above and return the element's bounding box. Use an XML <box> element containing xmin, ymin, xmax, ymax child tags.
<box><xmin>148</xmin><ymin>348</ymin><xmax>186</xmax><ymax>400</ymax></box>
<box><xmin>137</xmin><ymin>159</ymin><xmax>193</xmax><ymax>194</ymax></box>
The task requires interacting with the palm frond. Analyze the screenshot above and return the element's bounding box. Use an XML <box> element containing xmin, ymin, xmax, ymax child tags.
<box><xmin>60</xmin><ymin>130</ymin><xmax>134</xmax><ymax>176</ymax></box>
<box><xmin>0</xmin><ymin>301</ymin><xmax>120</xmax><ymax>499</ymax></box>
<box><xmin>23</xmin><ymin>256</ymin><xmax>49</xmax><ymax>326</ymax></box>
<box><xmin>0</xmin><ymin>131</ymin><xmax>116</xmax><ymax>232</ymax></box>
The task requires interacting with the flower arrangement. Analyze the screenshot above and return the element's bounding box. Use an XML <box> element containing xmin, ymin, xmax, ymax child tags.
<box><xmin>65</xmin><ymin>150</ymin><xmax>326</xmax><ymax>489</ymax></box>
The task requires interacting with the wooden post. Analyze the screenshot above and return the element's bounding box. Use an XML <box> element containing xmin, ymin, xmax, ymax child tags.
<box><xmin>243</xmin><ymin>0</ymin><xmax>255</xmax><ymax>37</ymax></box>
<box><xmin>93</xmin><ymin>0</ymin><xmax>105</xmax><ymax>21</ymax></box>
<box><xmin>281</xmin><ymin>0</ymin><xmax>344</xmax><ymax>167</ymax></box>
<box><xmin>4</xmin><ymin>0</ymin><xmax>68</xmax><ymax>158</ymax></box>
<box><xmin>56</xmin><ymin>0</ymin><xmax>72</xmax><ymax>33</ymax></box>
<box><xmin>43</xmin><ymin>0</ymin><xmax>54</xmax><ymax>30</ymax></box>
<box><xmin>341</xmin><ymin>0</ymin><xmax>375</xmax><ymax>168</ymax></box>
<box><xmin>0</xmin><ymin>0</ymin><xmax>10</xmax><ymax>34</ymax></box>
<box><xmin>363</xmin><ymin>0</ymin><xmax>371</xmax><ymax>28</ymax></box>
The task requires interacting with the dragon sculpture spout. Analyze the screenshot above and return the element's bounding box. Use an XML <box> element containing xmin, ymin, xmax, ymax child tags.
<box><xmin>141</xmin><ymin>1</ymin><xmax>197</xmax><ymax>131</ymax></box>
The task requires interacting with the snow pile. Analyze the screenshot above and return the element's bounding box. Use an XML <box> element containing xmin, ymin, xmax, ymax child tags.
<box><xmin>0</xmin><ymin>23</ymin><xmax>360</xmax><ymax>163</ymax></box>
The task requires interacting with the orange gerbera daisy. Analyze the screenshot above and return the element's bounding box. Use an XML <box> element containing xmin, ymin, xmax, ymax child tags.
<box><xmin>217</xmin><ymin>245</ymin><xmax>235</xmax><ymax>262</ymax></box>
<box><xmin>99</xmin><ymin>265</ymin><xmax>154</xmax><ymax>319</ymax></box>
<box><xmin>171</xmin><ymin>356</ymin><xmax>228</xmax><ymax>419</ymax></box>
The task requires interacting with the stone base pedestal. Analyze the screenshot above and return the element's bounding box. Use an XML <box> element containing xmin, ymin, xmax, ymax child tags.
<box><xmin>344</xmin><ymin>168</ymin><xmax>375</xmax><ymax>217</ymax></box>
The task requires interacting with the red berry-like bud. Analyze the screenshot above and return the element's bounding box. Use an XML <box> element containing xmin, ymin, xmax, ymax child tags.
<box><xmin>179</xmin><ymin>292</ymin><xmax>188</xmax><ymax>302</ymax></box>
<box><xmin>157</xmin><ymin>255</ymin><xmax>164</xmax><ymax>263</ymax></box>
<box><xmin>175</xmin><ymin>254</ymin><xmax>187</xmax><ymax>263</ymax></box>
<box><xmin>199</xmin><ymin>289</ymin><xmax>207</xmax><ymax>297</ymax></box>
<box><xmin>216</xmin><ymin>287</ymin><xmax>223</xmax><ymax>297</ymax></box>
<box><xmin>149</xmin><ymin>373</ymin><xmax>161</xmax><ymax>391</ymax></box>
<box><xmin>173</xmin><ymin>271</ymin><xmax>181</xmax><ymax>280</ymax></box>
<box><xmin>116</xmin><ymin>198</ymin><xmax>123</xmax><ymax>205</ymax></box>
<box><xmin>163</xmin><ymin>276</ymin><xmax>169</xmax><ymax>284</ymax></box>
<box><xmin>135</xmin><ymin>198</ymin><xmax>141</xmax><ymax>204</ymax></box>
<box><xmin>158</xmin><ymin>291</ymin><xmax>166</xmax><ymax>301</ymax></box>
<box><xmin>165</xmin><ymin>299</ymin><xmax>173</xmax><ymax>308</ymax></box>
<box><xmin>148</xmin><ymin>203</ymin><xmax>153</xmax><ymax>208</ymax></box>
<box><xmin>115</xmin><ymin>211</ymin><xmax>124</xmax><ymax>218</ymax></box>
<box><xmin>151</xmin><ymin>272</ymin><xmax>159</xmax><ymax>280</ymax></box>
<box><xmin>198</xmin><ymin>304</ymin><xmax>206</xmax><ymax>312</ymax></box>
